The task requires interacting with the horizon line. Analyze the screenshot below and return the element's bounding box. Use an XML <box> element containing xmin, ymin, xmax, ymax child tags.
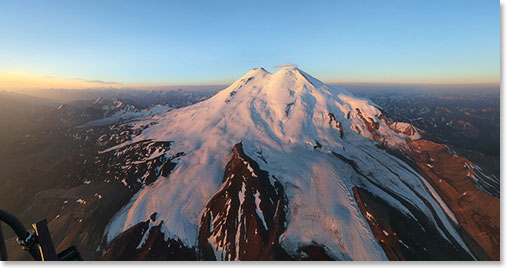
<box><xmin>1</xmin><ymin>80</ymin><xmax>500</xmax><ymax>93</ymax></box>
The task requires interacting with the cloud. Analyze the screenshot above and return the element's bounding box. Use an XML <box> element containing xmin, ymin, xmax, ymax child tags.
<box><xmin>72</xmin><ymin>78</ymin><xmax>122</xmax><ymax>86</ymax></box>
<box><xmin>274</xmin><ymin>63</ymin><xmax>298</xmax><ymax>69</ymax></box>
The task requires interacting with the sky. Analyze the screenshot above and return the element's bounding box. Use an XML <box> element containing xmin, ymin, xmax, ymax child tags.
<box><xmin>0</xmin><ymin>0</ymin><xmax>500</xmax><ymax>90</ymax></box>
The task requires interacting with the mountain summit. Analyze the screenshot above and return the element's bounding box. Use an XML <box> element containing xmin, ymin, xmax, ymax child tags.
<box><xmin>101</xmin><ymin>67</ymin><xmax>498</xmax><ymax>261</ymax></box>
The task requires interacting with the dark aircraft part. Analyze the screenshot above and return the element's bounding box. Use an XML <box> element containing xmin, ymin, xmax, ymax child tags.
<box><xmin>0</xmin><ymin>223</ymin><xmax>7</xmax><ymax>261</ymax></box>
<box><xmin>0</xmin><ymin>209</ymin><xmax>82</xmax><ymax>261</ymax></box>
<box><xmin>32</xmin><ymin>219</ymin><xmax>58</xmax><ymax>261</ymax></box>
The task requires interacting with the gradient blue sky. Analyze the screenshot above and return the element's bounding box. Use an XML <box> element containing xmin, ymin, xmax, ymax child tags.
<box><xmin>0</xmin><ymin>0</ymin><xmax>500</xmax><ymax>87</ymax></box>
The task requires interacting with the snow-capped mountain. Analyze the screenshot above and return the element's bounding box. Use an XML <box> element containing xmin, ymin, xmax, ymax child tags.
<box><xmin>76</xmin><ymin>97</ymin><xmax>171</xmax><ymax>127</ymax></box>
<box><xmin>99</xmin><ymin>66</ymin><xmax>498</xmax><ymax>261</ymax></box>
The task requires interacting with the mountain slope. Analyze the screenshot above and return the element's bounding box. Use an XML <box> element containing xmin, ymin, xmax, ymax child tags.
<box><xmin>101</xmin><ymin>66</ymin><xmax>497</xmax><ymax>260</ymax></box>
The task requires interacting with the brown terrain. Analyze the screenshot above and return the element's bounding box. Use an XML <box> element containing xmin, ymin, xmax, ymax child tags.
<box><xmin>399</xmin><ymin>139</ymin><xmax>499</xmax><ymax>260</ymax></box>
<box><xmin>346</xmin><ymin>110</ymin><xmax>499</xmax><ymax>261</ymax></box>
<box><xmin>2</xmin><ymin>122</ymin><xmax>181</xmax><ymax>260</ymax></box>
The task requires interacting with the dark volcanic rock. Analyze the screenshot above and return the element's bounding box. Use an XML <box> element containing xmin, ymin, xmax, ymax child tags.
<box><xmin>103</xmin><ymin>213</ymin><xmax>198</xmax><ymax>261</ymax></box>
<box><xmin>355</xmin><ymin>108</ymin><xmax>383</xmax><ymax>142</ymax></box>
<box><xmin>198</xmin><ymin>143</ymin><xmax>291</xmax><ymax>261</ymax></box>
<box><xmin>298</xmin><ymin>244</ymin><xmax>334</xmax><ymax>261</ymax></box>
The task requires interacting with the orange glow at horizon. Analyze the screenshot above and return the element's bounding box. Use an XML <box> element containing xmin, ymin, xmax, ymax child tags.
<box><xmin>0</xmin><ymin>70</ymin><xmax>123</xmax><ymax>90</ymax></box>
